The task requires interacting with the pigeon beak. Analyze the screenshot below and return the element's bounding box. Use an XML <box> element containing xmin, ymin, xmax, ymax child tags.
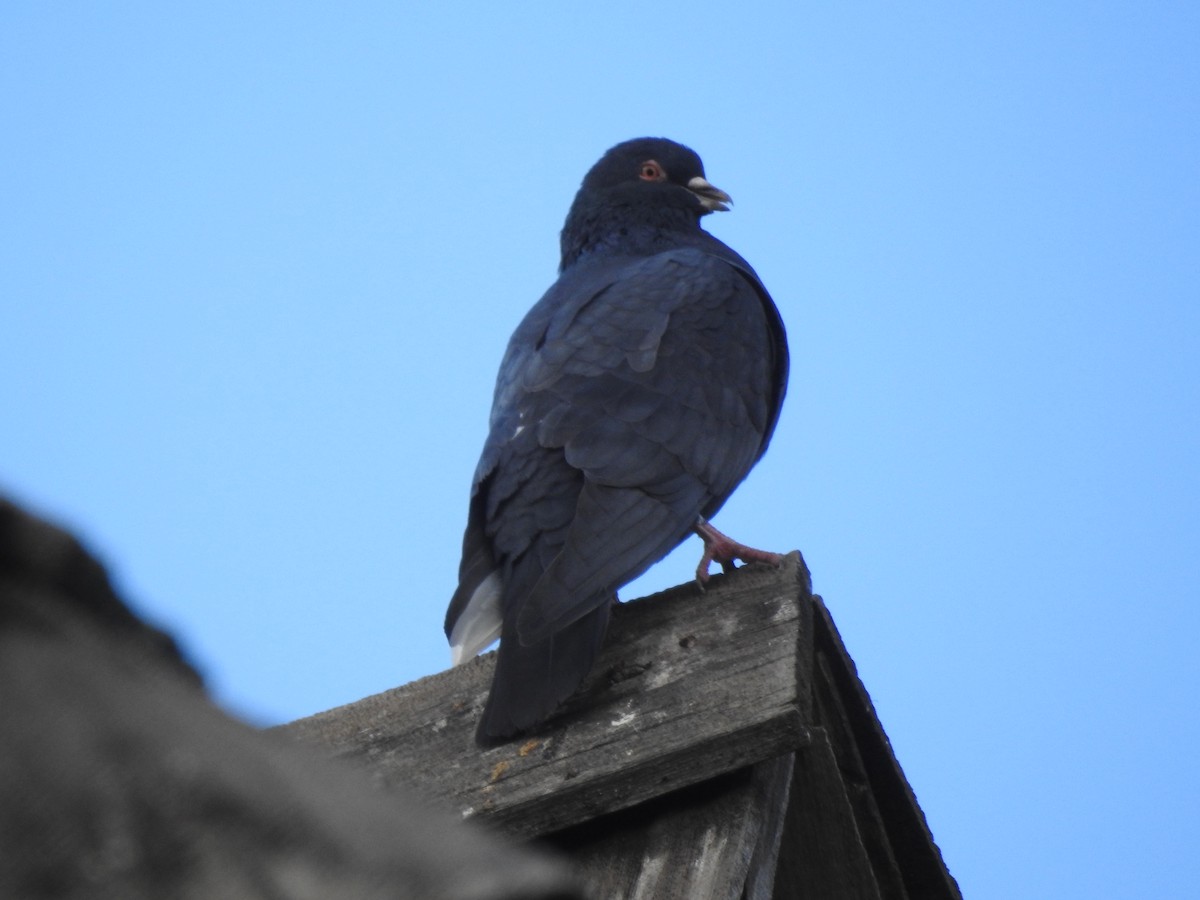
<box><xmin>687</xmin><ymin>176</ymin><xmax>733</xmax><ymax>213</ymax></box>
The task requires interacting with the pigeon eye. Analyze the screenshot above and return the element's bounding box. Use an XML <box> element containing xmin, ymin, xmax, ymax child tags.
<box><xmin>639</xmin><ymin>161</ymin><xmax>666</xmax><ymax>182</ymax></box>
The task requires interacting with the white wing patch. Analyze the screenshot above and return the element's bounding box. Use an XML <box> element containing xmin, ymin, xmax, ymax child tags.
<box><xmin>449</xmin><ymin>570</ymin><xmax>503</xmax><ymax>666</ymax></box>
<box><xmin>510</xmin><ymin>409</ymin><xmax>529</xmax><ymax>441</ymax></box>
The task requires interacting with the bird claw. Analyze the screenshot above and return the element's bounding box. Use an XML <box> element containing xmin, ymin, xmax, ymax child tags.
<box><xmin>693</xmin><ymin>519</ymin><xmax>784</xmax><ymax>587</ymax></box>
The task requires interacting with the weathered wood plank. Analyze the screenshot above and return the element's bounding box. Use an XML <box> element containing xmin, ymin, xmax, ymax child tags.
<box><xmin>739</xmin><ymin>753</ymin><xmax>795</xmax><ymax>900</ymax></box>
<box><xmin>772</xmin><ymin>729</ymin><xmax>883</xmax><ymax>900</ymax></box>
<box><xmin>283</xmin><ymin>553</ymin><xmax>813</xmax><ymax>839</ymax></box>
<box><xmin>549</xmin><ymin>754</ymin><xmax>795</xmax><ymax>900</ymax></box>
<box><xmin>812</xmin><ymin>651</ymin><xmax>909</xmax><ymax>899</ymax></box>
<box><xmin>812</xmin><ymin>597</ymin><xmax>963</xmax><ymax>900</ymax></box>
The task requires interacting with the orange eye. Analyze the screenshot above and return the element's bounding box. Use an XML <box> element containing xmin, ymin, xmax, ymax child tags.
<box><xmin>639</xmin><ymin>160</ymin><xmax>666</xmax><ymax>181</ymax></box>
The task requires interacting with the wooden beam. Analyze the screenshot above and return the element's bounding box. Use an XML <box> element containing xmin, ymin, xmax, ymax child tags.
<box><xmin>550</xmin><ymin>754</ymin><xmax>795</xmax><ymax>900</ymax></box>
<box><xmin>810</xmin><ymin>596</ymin><xmax>963</xmax><ymax>899</ymax></box>
<box><xmin>772</xmin><ymin>730</ymin><xmax>884</xmax><ymax>899</ymax></box>
<box><xmin>283</xmin><ymin>553</ymin><xmax>814</xmax><ymax>839</ymax></box>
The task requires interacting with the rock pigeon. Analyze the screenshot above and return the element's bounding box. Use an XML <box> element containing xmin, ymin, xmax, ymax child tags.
<box><xmin>445</xmin><ymin>138</ymin><xmax>789</xmax><ymax>744</ymax></box>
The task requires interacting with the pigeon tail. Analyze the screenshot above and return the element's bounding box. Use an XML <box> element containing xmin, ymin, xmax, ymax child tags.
<box><xmin>475</xmin><ymin>599</ymin><xmax>612</xmax><ymax>745</ymax></box>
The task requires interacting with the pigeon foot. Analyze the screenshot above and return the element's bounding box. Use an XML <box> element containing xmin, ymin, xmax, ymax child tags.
<box><xmin>693</xmin><ymin>519</ymin><xmax>785</xmax><ymax>585</ymax></box>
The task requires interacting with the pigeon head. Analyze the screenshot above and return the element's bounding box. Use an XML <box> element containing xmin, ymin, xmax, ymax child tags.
<box><xmin>579</xmin><ymin>138</ymin><xmax>732</xmax><ymax>214</ymax></box>
<box><xmin>560</xmin><ymin>138</ymin><xmax>732</xmax><ymax>269</ymax></box>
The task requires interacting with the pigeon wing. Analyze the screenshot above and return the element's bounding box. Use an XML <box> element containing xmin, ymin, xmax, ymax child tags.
<box><xmin>448</xmin><ymin>246</ymin><xmax>782</xmax><ymax>740</ymax></box>
<box><xmin>507</xmin><ymin>248</ymin><xmax>779</xmax><ymax>643</ymax></box>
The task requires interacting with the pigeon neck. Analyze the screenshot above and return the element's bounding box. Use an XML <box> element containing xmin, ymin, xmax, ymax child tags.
<box><xmin>558</xmin><ymin>201</ymin><xmax>705</xmax><ymax>272</ymax></box>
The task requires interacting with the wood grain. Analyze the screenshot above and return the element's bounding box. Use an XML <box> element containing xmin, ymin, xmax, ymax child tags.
<box><xmin>283</xmin><ymin>553</ymin><xmax>814</xmax><ymax>839</ymax></box>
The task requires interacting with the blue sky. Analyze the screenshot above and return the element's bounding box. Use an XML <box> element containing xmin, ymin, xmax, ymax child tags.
<box><xmin>2</xmin><ymin>3</ymin><xmax>1197</xmax><ymax>896</ymax></box>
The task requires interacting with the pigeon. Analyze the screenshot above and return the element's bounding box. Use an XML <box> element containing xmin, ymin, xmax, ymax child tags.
<box><xmin>445</xmin><ymin>138</ymin><xmax>789</xmax><ymax>744</ymax></box>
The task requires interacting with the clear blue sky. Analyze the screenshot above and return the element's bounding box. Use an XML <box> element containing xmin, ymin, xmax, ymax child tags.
<box><xmin>3</xmin><ymin>3</ymin><xmax>1197</xmax><ymax>897</ymax></box>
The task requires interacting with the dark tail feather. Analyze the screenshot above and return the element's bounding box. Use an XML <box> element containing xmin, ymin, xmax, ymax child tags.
<box><xmin>476</xmin><ymin>600</ymin><xmax>612</xmax><ymax>746</ymax></box>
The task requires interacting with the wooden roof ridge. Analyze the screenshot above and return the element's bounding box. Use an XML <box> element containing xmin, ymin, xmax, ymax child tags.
<box><xmin>284</xmin><ymin>553</ymin><xmax>962</xmax><ymax>900</ymax></box>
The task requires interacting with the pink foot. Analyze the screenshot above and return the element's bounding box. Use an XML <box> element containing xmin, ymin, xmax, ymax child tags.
<box><xmin>693</xmin><ymin>519</ymin><xmax>785</xmax><ymax>585</ymax></box>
